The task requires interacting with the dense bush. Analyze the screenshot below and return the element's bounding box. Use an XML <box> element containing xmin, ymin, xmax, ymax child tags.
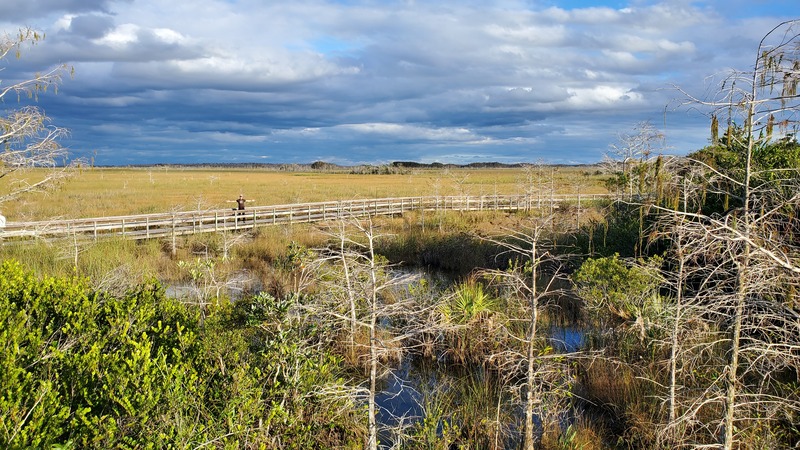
<box><xmin>573</xmin><ymin>254</ymin><xmax>664</xmax><ymax>326</ymax></box>
<box><xmin>0</xmin><ymin>260</ymin><xmax>362</xmax><ymax>449</ymax></box>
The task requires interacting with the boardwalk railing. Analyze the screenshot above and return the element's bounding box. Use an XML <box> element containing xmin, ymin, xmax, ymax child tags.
<box><xmin>0</xmin><ymin>194</ymin><xmax>609</xmax><ymax>241</ymax></box>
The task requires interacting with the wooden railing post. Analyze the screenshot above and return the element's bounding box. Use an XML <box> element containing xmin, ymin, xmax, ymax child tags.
<box><xmin>421</xmin><ymin>197</ymin><xmax>426</xmax><ymax>232</ymax></box>
<box><xmin>171</xmin><ymin>215</ymin><xmax>177</xmax><ymax>256</ymax></box>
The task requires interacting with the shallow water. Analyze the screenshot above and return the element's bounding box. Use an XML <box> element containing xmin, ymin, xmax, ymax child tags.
<box><xmin>373</xmin><ymin>327</ymin><xmax>586</xmax><ymax>448</ymax></box>
<box><xmin>549</xmin><ymin>325</ymin><xmax>586</xmax><ymax>353</ymax></box>
<box><xmin>164</xmin><ymin>270</ymin><xmax>259</xmax><ymax>300</ymax></box>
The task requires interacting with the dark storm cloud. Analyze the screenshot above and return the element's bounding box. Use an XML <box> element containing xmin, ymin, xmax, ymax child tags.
<box><xmin>0</xmin><ymin>0</ymin><xmax>118</xmax><ymax>21</ymax></box>
<box><xmin>64</xmin><ymin>13</ymin><xmax>115</xmax><ymax>39</ymax></box>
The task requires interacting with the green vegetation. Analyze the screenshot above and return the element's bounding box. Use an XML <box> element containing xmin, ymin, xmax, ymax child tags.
<box><xmin>2</xmin><ymin>19</ymin><xmax>799</xmax><ymax>450</ymax></box>
<box><xmin>574</xmin><ymin>254</ymin><xmax>663</xmax><ymax>324</ymax></box>
<box><xmin>0</xmin><ymin>260</ymin><xmax>364</xmax><ymax>449</ymax></box>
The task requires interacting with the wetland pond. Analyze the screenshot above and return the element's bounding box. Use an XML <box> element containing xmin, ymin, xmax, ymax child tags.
<box><xmin>166</xmin><ymin>265</ymin><xmax>588</xmax><ymax>447</ymax></box>
<box><xmin>372</xmin><ymin>267</ymin><xmax>587</xmax><ymax>447</ymax></box>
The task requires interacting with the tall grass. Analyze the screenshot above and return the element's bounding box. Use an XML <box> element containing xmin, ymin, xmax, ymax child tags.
<box><xmin>0</xmin><ymin>222</ymin><xmax>330</xmax><ymax>298</ymax></box>
<box><xmin>0</xmin><ymin>237</ymin><xmax>167</xmax><ymax>281</ymax></box>
<box><xmin>1</xmin><ymin>166</ymin><xmax>608</xmax><ymax>221</ymax></box>
<box><xmin>403</xmin><ymin>363</ymin><xmax>515</xmax><ymax>449</ymax></box>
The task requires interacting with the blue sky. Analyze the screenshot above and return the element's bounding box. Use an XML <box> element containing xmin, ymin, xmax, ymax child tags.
<box><xmin>1</xmin><ymin>0</ymin><xmax>797</xmax><ymax>165</ymax></box>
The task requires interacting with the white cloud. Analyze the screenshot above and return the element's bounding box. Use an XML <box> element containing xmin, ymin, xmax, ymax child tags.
<box><xmin>610</xmin><ymin>35</ymin><xmax>695</xmax><ymax>54</ymax></box>
<box><xmin>166</xmin><ymin>52</ymin><xmax>359</xmax><ymax>85</ymax></box>
<box><xmin>484</xmin><ymin>23</ymin><xmax>567</xmax><ymax>46</ymax></box>
<box><xmin>92</xmin><ymin>23</ymin><xmax>139</xmax><ymax>48</ymax></box>
<box><xmin>3</xmin><ymin>0</ymin><xmax>794</xmax><ymax>165</ymax></box>
<box><xmin>564</xmin><ymin>85</ymin><xmax>645</xmax><ymax>109</ymax></box>
<box><xmin>601</xmin><ymin>49</ymin><xmax>640</xmax><ymax>66</ymax></box>
<box><xmin>570</xmin><ymin>7</ymin><xmax>625</xmax><ymax>24</ymax></box>
<box><xmin>337</xmin><ymin>123</ymin><xmax>481</xmax><ymax>142</ymax></box>
<box><xmin>152</xmin><ymin>28</ymin><xmax>185</xmax><ymax>45</ymax></box>
<box><xmin>200</xmin><ymin>131</ymin><xmax>268</xmax><ymax>144</ymax></box>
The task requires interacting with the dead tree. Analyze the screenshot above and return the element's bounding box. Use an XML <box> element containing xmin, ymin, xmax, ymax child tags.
<box><xmin>660</xmin><ymin>19</ymin><xmax>800</xmax><ymax>448</ymax></box>
<box><xmin>309</xmin><ymin>217</ymin><xmax>428</xmax><ymax>450</ymax></box>
<box><xmin>1</xmin><ymin>28</ymin><xmax>75</xmax><ymax>207</ymax></box>
<box><xmin>480</xmin><ymin>214</ymin><xmax>577</xmax><ymax>450</ymax></box>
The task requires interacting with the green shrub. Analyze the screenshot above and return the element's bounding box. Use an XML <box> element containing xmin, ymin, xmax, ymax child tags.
<box><xmin>0</xmin><ymin>260</ymin><xmax>363</xmax><ymax>449</ymax></box>
<box><xmin>573</xmin><ymin>254</ymin><xmax>663</xmax><ymax>325</ymax></box>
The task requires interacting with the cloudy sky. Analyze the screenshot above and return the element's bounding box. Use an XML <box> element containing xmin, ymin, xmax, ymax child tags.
<box><xmin>1</xmin><ymin>0</ymin><xmax>796</xmax><ymax>165</ymax></box>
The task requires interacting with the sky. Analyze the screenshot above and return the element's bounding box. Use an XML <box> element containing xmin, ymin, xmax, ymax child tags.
<box><xmin>1</xmin><ymin>0</ymin><xmax>797</xmax><ymax>166</ymax></box>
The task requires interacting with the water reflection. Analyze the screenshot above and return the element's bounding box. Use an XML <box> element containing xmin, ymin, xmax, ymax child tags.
<box><xmin>549</xmin><ymin>325</ymin><xmax>586</xmax><ymax>353</ymax></box>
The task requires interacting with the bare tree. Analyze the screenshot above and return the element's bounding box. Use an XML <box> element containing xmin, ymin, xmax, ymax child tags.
<box><xmin>176</xmin><ymin>255</ymin><xmax>246</xmax><ymax>312</ymax></box>
<box><xmin>517</xmin><ymin>161</ymin><xmax>557</xmax><ymax>214</ymax></box>
<box><xmin>604</xmin><ymin>121</ymin><xmax>665</xmax><ymax>200</ymax></box>
<box><xmin>657</xmin><ymin>19</ymin><xmax>800</xmax><ymax>449</ymax></box>
<box><xmin>309</xmin><ymin>217</ymin><xmax>428</xmax><ymax>450</ymax></box>
<box><xmin>650</xmin><ymin>165</ymin><xmax>715</xmax><ymax>446</ymax></box>
<box><xmin>1</xmin><ymin>28</ymin><xmax>74</xmax><ymax>207</ymax></box>
<box><xmin>481</xmin><ymin>214</ymin><xmax>577</xmax><ymax>450</ymax></box>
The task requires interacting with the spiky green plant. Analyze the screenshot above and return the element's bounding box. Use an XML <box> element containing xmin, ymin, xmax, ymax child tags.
<box><xmin>437</xmin><ymin>281</ymin><xmax>504</xmax><ymax>365</ymax></box>
<box><xmin>442</xmin><ymin>281</ymin><xmax>497</xmax><ymax>325</ymax></box>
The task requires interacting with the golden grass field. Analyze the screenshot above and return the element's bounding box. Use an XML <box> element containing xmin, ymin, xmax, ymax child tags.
<box><xmin>1</xmin><ymin>165</ymin><xmax>608</xmax><ymax>221</ymax></box>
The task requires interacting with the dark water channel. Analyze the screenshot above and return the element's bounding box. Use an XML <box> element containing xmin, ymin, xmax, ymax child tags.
<box><xmin>374</xmin><ymin>330</ymin><xmax>586</xmax><ymax>430</ymax></box>
<box><xmin>374</xmin><ymin>267</ymin><xmax>587</xmax><ymax>447</ymax></box>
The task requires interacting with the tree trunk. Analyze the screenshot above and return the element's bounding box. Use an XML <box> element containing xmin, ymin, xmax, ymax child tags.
<box><xmin>524</xmin><ymin>240</ymin><xmax>539</xmax><ymax>450</ymax></box>
<box><xmin>367</xmin><ymin>229</ymin><xmax>379</xmax><ymax>450</ymax></box>
<box><xmin>722</xmin><ymin>79</ymin><xmax>756</xmax><ymax>450</ymax></box>
<box><xmin>668</xmin><ymin>181</ymin><xmax>689</xmax><ymax>430</ymax></box>
<box><xmin>338</xmin><ymin>226</ymin><xmax>358</xmax><ymax>358</ymax></box>
<box><xmin>368</xmin><ymin>310</ymin><xmax>378</xmax><ymax>450</ymax></box>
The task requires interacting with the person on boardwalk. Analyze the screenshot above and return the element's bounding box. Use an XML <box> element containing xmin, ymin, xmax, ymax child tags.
<box><xmin>230</xmin><ymin>194</ymin><xmax>254</xmax><ymax>214</ymax></box>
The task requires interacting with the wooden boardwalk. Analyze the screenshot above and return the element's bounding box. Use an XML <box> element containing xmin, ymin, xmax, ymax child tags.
<box><xmin>0</xmin><ymin>194</ymin><xmax>608</xmax><ymax>242</ymax></box>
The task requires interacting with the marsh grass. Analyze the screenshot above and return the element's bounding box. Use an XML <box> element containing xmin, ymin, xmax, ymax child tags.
<box><xmin>1</xmin><ymin>165</ymin><xmax>608</xmax><ymax>297</ymax></box>
<box><xmin>551</xmin><ymin>415</ymin><xmax>607</xmax><ymax>450</ymax></box>
<box><xmin>575</xmin><ymin>357</ymin><xmax>644</xmax><ymax>429</ymax></box>
<box><xmin>0</xmin><ymin>208</ymin><xmax>519</xmax><ymax>300</ymax></box>
<box><xmin>0</xmin><ymin>166</ymin><xmax>607</xmax><ymax>221</ymax></box>
<box><xmin>333</xmin><ymin>326</ymin><xmax>406</xmax><ymax>373</ymax></box>
<box><xmin>404</xmin><ymin>372</ymin><xmax>461</xmax><ymax>449</ymax></box>
<box><xmin>573</xmin><ymin>348</ymin><xmax>667</xmax><ymax>448</ymax></box>
<box><xmin>0</xmin><ymin>236</ymin><xmax>167</xmax><ymax>280</ymax></box>
<box><xmin>0</xmin><ymin>222</ymin><xmax>331</xmax><ymax>298</ymax></box>
<box><xmin>452</xmin><ymin>368</ymin><xmax>516</xmax><ymax>448</ymax></box>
